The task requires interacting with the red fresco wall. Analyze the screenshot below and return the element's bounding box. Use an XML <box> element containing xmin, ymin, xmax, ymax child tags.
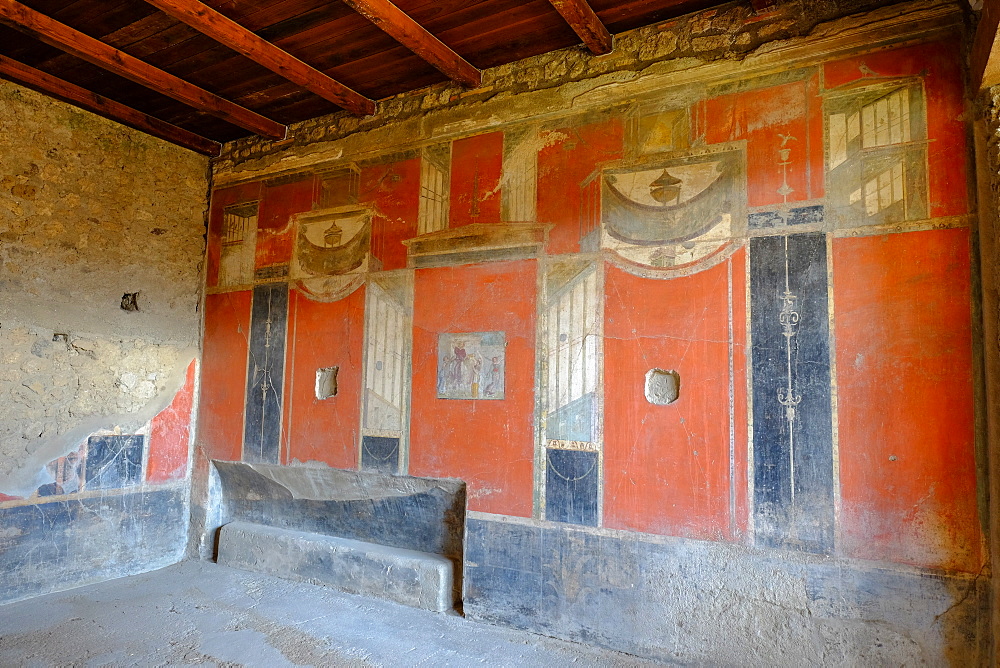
<box><xmin>834</xmin><ymin>228</ymin><xmax>980</xmax><ymax>573</ymax></box>
<box><xmin>198</xmin><ymin>290</ymin><xmax>252</xmax><ymax>462</ymax></box>
<box><xmin>409</xmin><ymin>260</ymin><xmax>536</xmax><ymax>516</ymax></box>
<box><xmin>360</xmin><ymin>157</ymin><xmax>420</xmax><ymax>272</ymax></box>
<box><xmin>823</xmin><ymin>39</ymin><xmax>969</xmax><ymax>218</ymax></box>
<box><xmin>282</xmin><ymin>286</ymin><xmax>366</xmax><ymax>468</ymax></box>
<box><xmin>603</xmin><ymin>259</ymin><xmax>735</xmax><ymax>541</ymax></box>
<box><xmin>196</xmin><ymin>38</ymin><xmax>980</xmax><ymax>576</ymax></box>
<box><xmin>450</xmin><ymin>132</ymin><xmax>503</xmax><ymax>225</ymax></box>
<box><xmin>147</xmin><ymin>359</ymin><xmax>196</xmax><ymax>483</ymax></box>
<box><xmin>256</xmin><ymin>177</ymin><xmax>315</xmax><ymax>269</ymax></box>
<box><xmin>537</xmin><ymin>115</ymin><xmax>624</xmax><ymax>254</ymax></box>
<box><xmin>702</xmin><ymin>76</ymin><xmax>825</xmax><ymax>206</ymax></box>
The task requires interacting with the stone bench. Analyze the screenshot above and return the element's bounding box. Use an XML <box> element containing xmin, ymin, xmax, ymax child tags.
<box><xmin>217</xmin><ymin>521</ymin><xmax>455</xmax><ymax>612</ymax></box>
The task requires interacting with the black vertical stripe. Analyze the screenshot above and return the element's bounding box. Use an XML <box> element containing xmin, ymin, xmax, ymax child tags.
<box><xmin>243</xmin><ymin>283</ymin><xmax>288</xmax><ymax>464</ymax></box>
<box><xmin>749</xmin><ymin>232</ymin><xmax>834</xmax><ymax>553</ymax></box>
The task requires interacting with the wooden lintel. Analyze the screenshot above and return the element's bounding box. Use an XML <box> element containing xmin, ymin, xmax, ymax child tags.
<box><xmin>548</xmin><ymin>0</ymin><xmax>613</xmax><ymax>55</ymax></box>
<box><xmin>342</xmin><ymin>0</ymin><xmax>481</xmax><ymax>88</ymax></box>
<box><xmin>0</xmin><ymin>0</ymin><xmax>286</xmax><ymax>139</ymax></box>
<box><xmin>143</xmin><ymin>0</ymin><xmax>375</xmax><ymax>116</ymax></box>
<box><xmin>973</xmin><ymin>0</ymin><xmax>1000</xmax><ymax>91</ymax></box>
<box><xmin>0</xmin><ymin>55</ymin><xmax>221</xmax><ymax>155</ymax></box>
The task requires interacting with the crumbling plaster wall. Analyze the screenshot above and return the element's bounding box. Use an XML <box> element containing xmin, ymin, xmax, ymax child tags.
<box><xmin>0</xmin><ymin>80</ymin><xmax>208</xmax><ymax>496</ymax></box>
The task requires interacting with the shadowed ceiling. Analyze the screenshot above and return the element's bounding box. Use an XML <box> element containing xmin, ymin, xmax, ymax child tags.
<box><xmin>0</xmin><ymin>0</ymin><xmax>735</xmax><ymax>153</ymax></box>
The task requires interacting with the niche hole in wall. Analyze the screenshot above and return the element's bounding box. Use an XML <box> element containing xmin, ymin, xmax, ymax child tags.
<box><xmin>645</xmin><ymin>368</ymin><xmax>680</xmax><ymax>405</ymax></box>
<box><xmin>121</xmin><ymin>292</ymin><xmax>140</xmax><ymax>312</ymax></box>
<box><xmin>316</xmin><ymin>366</ymin><xmax>339</xmax><ymax>400</ymax></box>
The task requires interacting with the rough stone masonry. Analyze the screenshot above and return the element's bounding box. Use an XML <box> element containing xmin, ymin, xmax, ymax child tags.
<box><xmin>0</xmin><ymin>80</ymin><xmax>209</xmax><ymax>496</ymax></box>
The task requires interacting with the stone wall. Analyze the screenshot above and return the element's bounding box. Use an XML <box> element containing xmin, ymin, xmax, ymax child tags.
<box><xmin>0</xmin><ymin>79</ymin><xmax>208</xmax><ymax>603</ymax></box>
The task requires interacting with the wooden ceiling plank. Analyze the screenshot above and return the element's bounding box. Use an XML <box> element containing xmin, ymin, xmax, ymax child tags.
<box><xmin>29</xmin><ymin>13</ymin><xmax>191</xmax><ymax>80</ymax></box>
<box><xmin>591</xmin><ymin>0</ymin><xmax>725</xmax><ymax>33</ymax></box>
<box><xmin>143</xmin><ymin>0</ymin><xmax>376</xmax><ymax>115</ymax></box>
<box><xmin>51</xmin><ymin>1</ymin><xmax>158</xmax><ymax>39</ymax></box>
<box><xmin>547</xmin><ymin>0</ymin><xmax>612</xmax><ymax>55</ymax></box>
<box><xmin>0</xmin><ymin>0</ymin><xmax>287</xmax><ymax>138</ymax></box>
<box><xmin>341</xmin><ymin>0</ymin><xmax>481</xmax><ymax>88</ymax></box>
<box><xmin>0</xmin><ymin>54</ymin><xmax>220</xmax><ymax>155</ymax></box>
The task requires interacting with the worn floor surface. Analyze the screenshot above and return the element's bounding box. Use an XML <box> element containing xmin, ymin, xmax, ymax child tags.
<box><xmin>0</xmin><ymin>560</ymin><xmax>657</xmax><ymax>667</ymax></box>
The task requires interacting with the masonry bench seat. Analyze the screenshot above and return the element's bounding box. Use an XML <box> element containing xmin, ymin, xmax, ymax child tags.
<box><xmin>217</xmin><ymin>521</ymin><xmax>454</xmax><ymax>612</ymax></box>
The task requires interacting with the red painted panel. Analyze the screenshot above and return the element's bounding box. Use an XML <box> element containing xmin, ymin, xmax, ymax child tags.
<box><xmin>537</xmin><ymin>115</ymin><xmax>624</xmax><ymax>255</ymax></box>
<box><xmin>409</xmin><ymin>260</ymin><xmax>536</xmax><ymax>516</ymax></box>
<box><xmin>604</xmin><ymin>261</ymin><xmax>732</xmax><ymax>541</ymax></box>
<box><xmin>824</xmin><ymin>39</ymin><xmax>968</xmax><ymax>218</ymax></box>
<box><xmin>703</xmin><ymin>77</ymin><xmax>823</xmax><ymax>207</ymax></box>
<box><xmin>834</xmin><ymin>228</ymin><xmax>980</xmax><ymax>572</ymax></box>
<box><xmin>197</xmin><ymin>290</ymin><xmax>252</xmax><ymax>462</ymax></box>
<box><xmin>256</xmin><ymin>177</ymin><xmax>315</xmax><ymax>268</ymax></box>
<box><xmin>360</xmin><ymin>158</ymin><xmax>420</xmax><ymax>272</ymax></box>
<box><xmin>147</xmin><ymin>359</ymin><xmax>197</xmax><ymax>483</ymax></box>
<box><xmin>206</xmin><ymin>182</ymin><xmax>263</xmax><ymax>288</ymax></box>
<box><xmin>282</xmin><ymin>286</ymin><xmax>366</xmax><ymax>469</ymax></box>
<box><xmin>450</xmin><ymin>132</ymin><xmax>503</xmax><ymax>226</ymax></box>
<box><xmin>730</xmin><ymin>248</ymin><xmax>750</xmax><ymax>540</ymax></box>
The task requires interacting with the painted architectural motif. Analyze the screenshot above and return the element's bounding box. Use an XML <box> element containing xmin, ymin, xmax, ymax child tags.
<box><xmin>199</xmin><ymin>35</ymin><xmax>982</xmax><ymax>575</ymax></box>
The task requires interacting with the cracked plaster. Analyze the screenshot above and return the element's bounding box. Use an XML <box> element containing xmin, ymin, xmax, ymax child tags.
<box><xmin>0</xmin><ymin>80</ymin><xmax>209</xmax><ymax>496</ymax></box>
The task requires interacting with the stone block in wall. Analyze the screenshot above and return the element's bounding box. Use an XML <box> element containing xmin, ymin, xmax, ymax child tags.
<box><xmin>209</xmin><ymin>462</ymin><xmax>466</xmax><ymax>582</ymax></box>
<box><xmin>218</xmin><ymin>521</ymin><xmax>455</xmax><ymax>612</ymax></box>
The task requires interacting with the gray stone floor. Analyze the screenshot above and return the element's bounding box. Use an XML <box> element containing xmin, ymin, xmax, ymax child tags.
<box><xmin>0</xmin><ymin>560</ymin><xmax>657</xmax><ymax>667</ymax></box>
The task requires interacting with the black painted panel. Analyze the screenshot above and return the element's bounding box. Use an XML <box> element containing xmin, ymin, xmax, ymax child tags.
<box><xmin>0</xmin><ymin>487</ymin><xmax>187</xmax><ymax>605</ymax></box>
<box><xmin>463</xmin><ymin>518</ymin><xmax>979</xmax><ymax>663</ymax></box>
<box><xmin>243</xmin><ymin>282</ymin><xmax>289</xmax><ymax>464</ymax></box>
<box><xmin>85</xmin><ymin>435</ymin><xmax>145</xmax><ymax>491</ymax></box>
<box><xmin>545</xmin><ymin>448</ymin><xmax>599</xmax><ymax>527</ymax></box>
<box><xmin>361</xmin><ymin>436</ymin><xmax>400</xmax><ymax>474</ymax></box>
<box><xmin>749</xmin><ymin>233</ymin><xmax>834</xmax><ymax>553</ymax></box>
<box><xmin>748</xmin><ymin>205</ymin><xmax>824</xmax><ymax>230</ymax></box>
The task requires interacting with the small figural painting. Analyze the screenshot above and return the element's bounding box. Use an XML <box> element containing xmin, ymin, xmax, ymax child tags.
<box><xmin>437</xmin><ymin>331</ymin><xmax>505</xmax><ymax>400</ymax></box>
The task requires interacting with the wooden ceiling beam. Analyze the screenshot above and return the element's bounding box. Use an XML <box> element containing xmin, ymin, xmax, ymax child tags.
<box><xmin>142</xmin><ymin>0</ymin><xmax>376</xmax><ymax>116</ymax></box>
<box><xmin>341</xmin><ymin>0</ymin><xmax>481</xmax><ymax>88</ymax></box>
<box><xmin>973</xmin><ymin>0</ymin><xmax>1000</xmax><ymax>91</ymax></box>
<box><xmin>547</xmin><ymin>0</ymin><xmax>612</xmax><ymax>55</ymax></box>
<box><xmin>0</xmin><ymin>0</ymin><xmax>287</xmax><ymax>139</ymax></box>
<box><xmin>0</xmin><ymin>54</ymin><xmax>220</xmax><ymax>155</ymax></box>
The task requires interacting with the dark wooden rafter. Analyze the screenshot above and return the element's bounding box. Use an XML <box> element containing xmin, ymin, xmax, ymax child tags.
<box><xmin>973</xmin><ymin>0</ymin><xmax>1000</xmax><ymax>91</ymax></box>
<box><xmin>0</xmin><ymin>54</ymin><xmax>220</xmax><ymax>155</ymax></box>
<box><xmin>0</xmin><ymin>0</ymin><xmax>287</xmax><ymax>139</ymax></box>
<box><xmin>341</xmin><ymin>0</ymin><xmax>481</xmax><ymax>88</ymax></box>
<box><xmin>142</xmin><ymin>0</ymin><xmax>376</xmax><ymax>116</ymax></box>
<box><xmin>547</xmin><ymin>0</ymin><xmax>612</xmax><ymax>55</ymax></box>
